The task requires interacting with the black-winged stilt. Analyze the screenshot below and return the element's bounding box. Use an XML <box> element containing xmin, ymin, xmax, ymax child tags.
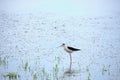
<box><xmin>60</xmin><ymin>43</ymin><xmax>81</xmax><ymax>71</ymax></box>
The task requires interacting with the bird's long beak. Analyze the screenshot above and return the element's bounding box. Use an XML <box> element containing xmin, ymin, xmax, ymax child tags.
<box><xmin>59</xmin><ymin>45</ymin><xmax>62</xmax><ymax>47</ymax></box>
<box><xmin>57</xmin><ymin>44</ymin><xmax>63</xmax><ymax>48</ymax></box>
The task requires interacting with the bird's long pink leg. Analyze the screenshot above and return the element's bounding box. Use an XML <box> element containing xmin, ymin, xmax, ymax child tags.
<box><xmin>69</xmin><ymin>53</ymin><xmax>72</xmax><ymax>71</ymax></box>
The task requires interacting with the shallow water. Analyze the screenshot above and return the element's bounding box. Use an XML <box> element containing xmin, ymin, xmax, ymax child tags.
<box><xmin>0</xmin><ymin>11</ymin><xmax>120</xmax><ymax>80</ymax></box>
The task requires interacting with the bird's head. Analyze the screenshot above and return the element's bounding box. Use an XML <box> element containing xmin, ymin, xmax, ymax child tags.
<box><xmin>61</xmin><ymin>43</ymin><xmax>65</xmax><ymax>46</ymax></box>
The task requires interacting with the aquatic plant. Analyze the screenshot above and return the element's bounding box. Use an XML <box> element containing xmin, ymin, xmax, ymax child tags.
<box><xmin>86</xmin><ymin>65</ymin><xmax>91</xmax><ymax>80</ymax></box>
<box><xmin>88</xmin><ymin>72</ymin><xmax>91</xmax><ymax>80</ymax></box>
<box><xmin>4</xmin><ymin>72</ymin><xmax>20</xmax><ymax>80</ymax></box>
<box><xmin>23</xmin><ymin>61</ymin><xmax>31</xmax><ymax>71</ymax></box>
<box><xmin>54</xmin><ymin>64</ymin><xmax>59</xmax><ymax>72</ymax></box>
<box><xmin>53</xmin><ymin>64</ymin><xmax>59</xmax><ymax>80</ymax></box>
<box><xmin>102</xmin><ymin>65</ymin><xmax>111</xmax><ymax>75</ymax></box>
<box><xmin>40</xmin><ymin>67</ymin><xmax>51</xmax><ymax>80</ymax></box>
<box><xmin>24</xmin><ymin>62</ymin><xmax>28</xmax><ymax>71</ymax></box>
<box><xmin>86</xmin><ymin>65</ymin><xmax>89</xmax><ymax>72</ymax></box>
<box><xmin>102</xmin><ymin>65</ymin><xmax>107</xmax><ymax>75</ymax></box>
<box><xmin>33</xmin><ymin>73</ymin><xmax>37</xmax><ymax>80</ymax></box>
<box><xmin>0</xmin><ymin>56</ymin><xmax>8</xmax><ymax>66</ymax></box>
<box><xmin>108</xmin><ymin>65</ymin><xmax>111</xmax><ymax>75</ymax></box>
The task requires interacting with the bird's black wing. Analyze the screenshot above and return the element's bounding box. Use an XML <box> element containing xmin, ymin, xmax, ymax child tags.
<box><xmin>68</xmin><ymin>46</ymin><xmax>80</xmax><ymax>51</ymax></box>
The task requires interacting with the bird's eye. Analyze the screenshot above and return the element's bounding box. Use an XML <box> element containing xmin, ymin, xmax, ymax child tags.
<box><xmin>62</xmin><ymin>43</ymin><xmax>65</xmax><ymax>45</ymax></box>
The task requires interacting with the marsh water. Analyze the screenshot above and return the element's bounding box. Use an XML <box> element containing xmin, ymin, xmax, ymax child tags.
<box><xmin>0</xmin><ymin>11</ymin><xmax>120</xmax><ymax>80</ymax></box>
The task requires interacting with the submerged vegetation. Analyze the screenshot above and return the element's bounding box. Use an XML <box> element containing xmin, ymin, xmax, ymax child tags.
<box><xmin>86</xmin><ymin>65</ymin><xmax>91</xmax><ymax>80</ymax></box>
<box><xmin>22</xmin><ymin>61</ymin><xmax>31</xmax><ymax>72</ymax></box>
<box><xmin>4</xmin><ymin>72</ymin><xmax>20</xmax><ymax>80</ymax></box>
<box><xmin>41</xmin><ymin>67</ymin><xmax>51</xmax><ymax>80</ymax></box>
<box><xmin>0</xmin><ymin>56</ymin><xmax>8</xmax><ymax>66</ymax></box>
<box><xmin>102</xmin><ymin>65</ymin><xmax>111</xmax><ymax>75</ymax></box>
<box><xmin>102</xmin><ymin>65</ymin><xmax>107</xmax><ymax>75</ymax></box>
<box><xmin>0</xmin><ymin>54</ymin><xmax>113</xmax><ymax>80</ymax></box>
<box><xmin>88</xmin><ymin>72</ymin><xmax>91</xmax><ymax>80</ymax></box>
<box><xmin>33</xmin><ymin>73</ymin><xmax>37</xmax><ymax>80</ymax></box>
<box><xmin>53</xmin><ymin>64</ymin><xmax>59</xmax><ymax>80</ymax></box>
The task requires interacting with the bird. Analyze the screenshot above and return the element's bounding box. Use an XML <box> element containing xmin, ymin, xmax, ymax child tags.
<box><xmin>60</xmin><ymin>43</ymin><xmax>81</xmax><ymax>72</ymax></box>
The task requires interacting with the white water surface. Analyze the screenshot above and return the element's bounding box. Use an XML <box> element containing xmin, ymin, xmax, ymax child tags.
<box><xmin>0</xmin><ymin>0</ymin><xmax>120</xmax><ymax>80</ymax></box>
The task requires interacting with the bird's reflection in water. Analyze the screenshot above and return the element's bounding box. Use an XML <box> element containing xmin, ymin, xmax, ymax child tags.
<box><xmin>63</xmin><ymin>69</ymin><xmax>80</xmax><ymax>77</ymax></box>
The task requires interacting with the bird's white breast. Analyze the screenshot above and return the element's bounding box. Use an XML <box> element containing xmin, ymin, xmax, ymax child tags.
<box><xmin>64</xmin><ymin>46</ymin><xmax>73</xmax><ymax>53</ymax></box>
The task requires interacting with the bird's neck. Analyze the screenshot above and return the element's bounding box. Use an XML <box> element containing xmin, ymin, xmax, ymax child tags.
<box><xmin>64</xmin><ymin>45</ymin><xmax>68</xmax><ymax>50</ymax></box>
<box><xmin>63</xmin><ymin>45</ymin><xmax>67</xmax><ymax>48</ymax></box>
